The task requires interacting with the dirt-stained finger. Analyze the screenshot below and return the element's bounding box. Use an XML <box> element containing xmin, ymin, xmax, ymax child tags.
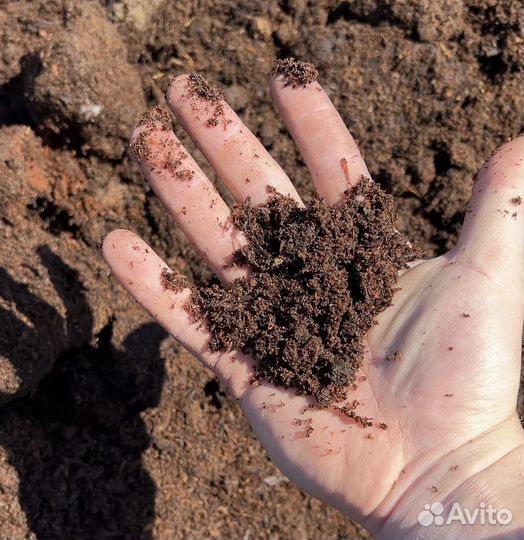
<box><xmin>130</xmin><ymin>107</ymin><xmax>247</xmax><ymax>285</ymax></box>
<box><xmin>166</xmin><ymin>74</ymin><xmax>302</xmax><ymax>205</ymax></box>
<box><xmin>102</xmin><ymin>229</ymin><xmax>254</xmax><ymax>397</ymax></box>
<box><xmin>269</xmin><ymin>59</ymin><xmax>370</xmax><ymax>206</ymax></box>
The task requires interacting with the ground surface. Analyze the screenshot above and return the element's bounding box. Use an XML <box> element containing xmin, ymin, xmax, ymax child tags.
<box><xmin>0</xmin><ymin>0</ymin><xmax>522</xmax><ymax>538</ymax></box>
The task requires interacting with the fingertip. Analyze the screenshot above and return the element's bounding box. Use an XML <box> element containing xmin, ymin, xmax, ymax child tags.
<box><xmin>268</xmin><ymin>75</ymin><xmax>289</xmax><ymax>104</ymax></box>
<box><xmin>102</xmin><ymin>229</ymin><xmax>158</xmax><ymax>282</ymax></box>
<box><xmin>129</xmin><ymin>106</ymin><xmax>174</xmax><ymax>166</ymax></box>
<box><xmin>267</xmin><ymin>73</ymin><xmax>283</xmax><ymax>94</ymax></box>
<box><xmin>478</xmin><ymin>135</ymin><xmax>524</xmax><ymax>188</ymax></box>
<box><xmin>268</xmin><ymin>58</ymin><xmax>320</xmax><ymax>96</ymax></box>
<box><xmin>268</xmin><ymin>77</ymin><xmax>325</xmax><ymax>112</ymax></box>
<box><xmin>129</xmin><ymin>123</ymin><xmax>147</xmax><ymax>149</ymax></box>
<box><xmin>269</xmin><ymin>74</ymin><xmax>322</xmax><ymax>94</ymax></box>
<box><xmin>455</xmin><ymin>136</ymin><xmax>524</xmax><ymax>266</ymax></box>
<box><xmin>166</xmin><ymin>73</ymin><xmax>192</xmax><ymax>106</ymax></box>
<box><xmin>102</xmin><ymin>229</ymin><xmax>138</xmax><ymax>263</ymax></box>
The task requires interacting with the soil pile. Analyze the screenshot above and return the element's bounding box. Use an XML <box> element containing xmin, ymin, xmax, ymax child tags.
<box><xmin>197</xmin><ymin>179</ymin><xmax>417</xmax><ymax>406</ymax></box>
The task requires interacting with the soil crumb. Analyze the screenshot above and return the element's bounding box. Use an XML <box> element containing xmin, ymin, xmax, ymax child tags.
<box><xmin>185</xmin><ymin>73</ymin><xmax>229</xmax><ymax>126</ymax></box>
<box><xmin>510</xmin><ymin>196</ymin><xmax>522</xmax><ymax>206</ymax></box>
<box><xmin>385</xmin><ymin>350</ymin><xmax>402</xmax><ymax>362</ymax></box>
<box><xmin>335</xmin><ymin>400</ymin><xmax>374</xmax><ymax>427</ymax></box>
<box><xmin>270</xmin><ymin>57</ymin><xmax>318</xmax><ymax>88</ymax></box>
<box><xmin>186</xmin><ymin>73</ymin><xmax>225</xmax><ymax>102</ymax></box>
<box><xmin>131</xmin><ymin>105</ymin><xmax>172</xmax><ymax>160</ymax></box>
<box><xmin>294</xmin><ymin>417</ymin><xmax>314</xmax><ymax>437</ymax></box>
<box><xmin>160</xmin><ymin>268</ymin><xmax>188</xmax><ymax>293</ymax></box>
<box><xmin>136</xmin><ymin>106</ymin><xmax>172</xmax><ymax>131</ymax></box>
<box><xmin>194</xmin><ymin>177</ymin><xmax>418</xmax><ymax>407</ymax></box>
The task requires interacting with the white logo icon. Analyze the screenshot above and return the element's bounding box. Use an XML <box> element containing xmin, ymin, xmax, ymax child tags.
<box><xmin>418</xmin><ymin>502</ymin><xmax>445</xmax><ymax>526</ymax></box>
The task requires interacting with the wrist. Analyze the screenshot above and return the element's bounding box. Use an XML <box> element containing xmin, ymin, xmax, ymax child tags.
<box><xmin>368</xmin><ymin>416</ymin><xmax>524</xmax><ymax>539</ymax></box>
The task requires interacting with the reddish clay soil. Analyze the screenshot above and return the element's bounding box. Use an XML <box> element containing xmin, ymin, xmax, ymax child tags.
<box><xmin>0</xmin><ymin>1</ymin><xmax>522</xmax><ymax>539</ymax></box>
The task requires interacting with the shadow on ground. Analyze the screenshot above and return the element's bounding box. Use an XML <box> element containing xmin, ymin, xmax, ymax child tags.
<box><xmin>0</xmin><ymin>247</ymin><xmax>166</xmax><ymax>540</ymax></box>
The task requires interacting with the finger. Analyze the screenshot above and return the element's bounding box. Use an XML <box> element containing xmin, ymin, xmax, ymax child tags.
<box><xmin>166</xmin><ymin>74</ymin><xmax>302</xmax><ymax>205</ymax></box>
<box><xmin>131</xmin><ymin>109</ymin><xmax>247</xmax><ymax>285</ymax></box>
<box><xmin>269</xmin><ymin>74</ymin><xmax>370</xmax><ymax>206</ymax></box>
<box><xmin>454</xmin><ymin>136</ymin><xmax>524</xmax><ymax>281</ymax></box>
<box><xmin>102</xmin><ymin>229</ymin><xmax>253</xmax><ymax>397</ymax></box>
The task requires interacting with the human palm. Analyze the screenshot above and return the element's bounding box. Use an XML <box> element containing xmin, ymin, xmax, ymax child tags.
<box><xmin>103</xmin><ymin>72</ymin><xmax>523</xmax><ymax>537</ymax></box>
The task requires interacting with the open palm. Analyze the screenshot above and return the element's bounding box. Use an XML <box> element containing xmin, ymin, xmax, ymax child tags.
<box><xmin>103</xmin><ymin>73</ymin><xmax>523</xmax><ymax>537</ymax></box>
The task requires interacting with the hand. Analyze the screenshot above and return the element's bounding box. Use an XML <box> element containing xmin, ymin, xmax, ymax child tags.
<box><xmin>103</xmin><ymin>73</ymin><xmax>524</xmax><ymax>539</ymax></box>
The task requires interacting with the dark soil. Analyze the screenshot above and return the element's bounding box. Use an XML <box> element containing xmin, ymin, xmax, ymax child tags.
<box><xmin>270</xmin><ymin>57</ymin><xmax>319</xmax><ymax>86</ymax></box>
<box><xmin>197</xmin><ymin>178</ymin><xmax>417</xmax><ymax>406</ymax></box>
<box><xmin>0</xmin><ymin>1</ymin><xmax>522</xmax><ymax>539</ymax></box>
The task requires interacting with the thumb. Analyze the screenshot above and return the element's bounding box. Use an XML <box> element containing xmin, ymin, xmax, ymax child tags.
<box><xmin>454</xmin><ymin>136</ymin><xmax>523</xmax><ymax>286</ymax></box>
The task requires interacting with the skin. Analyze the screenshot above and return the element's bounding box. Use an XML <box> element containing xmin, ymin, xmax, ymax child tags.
<box><xmin>103</xmin><ymin>73</ymin><xmax>524</xmax><ymax>539</ymax></box>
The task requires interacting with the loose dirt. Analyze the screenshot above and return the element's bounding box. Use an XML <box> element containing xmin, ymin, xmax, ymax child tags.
<box><xmin>186</xmin><ymin>73</ymin><xmax>225</xmax><ymax>102</ymax></box>
<box><xmin>185</xmin><ymin>73</ymin><xmax>229</xmax><ymax>126</ymax></box>
<box><xmin>131</xmin><ymin>106</ymin><xmax>172</xmax><ymax>160</ymax></box>
<box><xmin>196</xmin><ymin>178</ymin><xmax>418</xmax><ymax>406</ymax></box>
<box><xmin>160</xmin><ymin>268</ymin><xmax>188</xmax><ymax>293</ymax></box>
<box><xmin>0</xmin><ymin>1</ymin><xmax>522</xmax><ymax>539</ymax></box>
<box><xmin>270</xmin><ymin>57</ymin><xmax>319</xmax><ymax>87</ymax></box>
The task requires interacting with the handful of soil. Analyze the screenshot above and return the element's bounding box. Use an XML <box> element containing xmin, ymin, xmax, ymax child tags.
<box><xmin>193</xmin><ymin>178</ymin><xmax>418</xmax><ymax>407</ymax></box>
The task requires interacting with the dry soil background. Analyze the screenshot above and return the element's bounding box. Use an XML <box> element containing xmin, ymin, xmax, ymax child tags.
<box><xmin>0</xmin><ymin>0</ymin><xmax>522</xmax><ymax>539</ymax></box>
